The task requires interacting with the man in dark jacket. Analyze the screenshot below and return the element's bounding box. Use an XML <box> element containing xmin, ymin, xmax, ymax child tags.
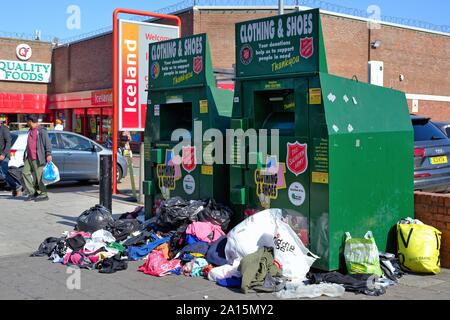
<box><xmin>23</xmin><ymin>115</ymin><xmax>53</xmax><ymax>202</ymax></box>
<box><xmin>0</xmin><ymin>120</ymin><xmax>11</xmax><ymax>186</ymax></box>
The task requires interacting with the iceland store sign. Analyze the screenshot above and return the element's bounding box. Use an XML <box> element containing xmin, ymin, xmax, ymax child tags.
<box><xmin>0</xmin><ymin>59</ymin><xmax>52</xmax><ymax>83</ymax></box>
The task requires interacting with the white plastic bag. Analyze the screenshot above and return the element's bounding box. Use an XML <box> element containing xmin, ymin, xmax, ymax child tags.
<box><xmin>207</xmin><ymin>261</ymin><xmax>241</xmax><ymax>282</ymax></box>
<box><xmin>91</xmin><ymin>229</ymin><xmax>116</xmax><ymax>243</ymax></box>
<box><xmin>42</xmin><ymin>161</ymin><xmax>60</xmax><ymax>186</ymax></box>
<box><xmin>84</xmin><ymin>230</ymin><xmax>116</xmax><ymax>254</ymax></box>
<box><xmin>225</xmin><ymin>209</ymin><xmax>319</xmax><ymax>282</ymax></box>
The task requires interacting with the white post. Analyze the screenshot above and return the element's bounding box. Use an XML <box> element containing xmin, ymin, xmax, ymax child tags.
<box><xmin>139</xmin><ymin>142</ymin><xmax>145</xmax><ymax>204</ymax></box>
<box><xmin>279</xmin><ymin>0</ymin><xmax>285</xmax><ymax>15</ymax></box>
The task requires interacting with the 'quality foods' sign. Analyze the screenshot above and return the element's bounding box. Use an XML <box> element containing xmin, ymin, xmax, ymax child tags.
<box><xmin>0</xmin><ymin>60</ymin><xmax>51</xmax><ymax>83</ymax></box>
<box><xmin>236</xmin><ymin>9</ymin><xmax>325</xmax><ymax>77</ymax></box>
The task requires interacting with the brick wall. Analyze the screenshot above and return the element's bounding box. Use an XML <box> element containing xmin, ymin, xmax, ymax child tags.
<box><xmin>321</xmin><ymin>14</ymin><xmax>370</xmax><ymax>82</ymax></box>
<box><xmin>370</xmin><ymin>26</ymin><xmax>450</xmax><ymax>97</ymax></box>
<box><xmin>195</xmin><ymin>9</ymin><xmax>277</xmax><ymax>69</ymax></box>
<box><xmin>156</xmin><ymin>10</ymin><xmax>194</xmax><ymax>37</ymax></box>
<box><xmin>0</xmin><ymin>38</ymin><xmax>53</xmax><ymax>94</ymax></box>
<box><xmin>51</xmin><ymin>34</ymin><xmax>112</xmax><ymax>94</ymax></box>
<box><xmin>414</xmin><ymin>191</ymin><xmax>450</xmax><ymax>268</ymax></box>
<box><xmin>408</xmin><ymin>100</ymin><xmax>450</xmax><ymax>122</ymax></box>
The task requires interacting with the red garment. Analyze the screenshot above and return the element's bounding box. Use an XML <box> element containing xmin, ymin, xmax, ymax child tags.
<box><xmin>138</xmin><ymin>251</ymin><xmax>181</xmax><ymax>277</ymax></box>
<box><xmin>26</xmin><ymin>128</ymin><xmax>38</xmax><ymax>161</ymax></box>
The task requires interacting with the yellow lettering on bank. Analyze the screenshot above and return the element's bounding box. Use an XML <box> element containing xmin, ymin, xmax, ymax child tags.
<box><xmin>173</xmin><ymin>72</ymin><xmax>193</xmax><ymax>85</ymax></box>
<box><xmin>272</xmin><ymin>55</ymin><xmax>300</xmax><ymax>72</ymax></box>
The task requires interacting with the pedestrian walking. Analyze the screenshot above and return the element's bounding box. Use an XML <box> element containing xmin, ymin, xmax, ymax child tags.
<box><xmin>0</xmin><ymin>120</ymin><xmax>11</xmax><ymax>187</ymax></box>
<box><xmin>22</xmin><ymin>115</ymin><xmax>53</xmax><ymax>202</ymax></box>
<box><xmin>0</xmin><ymin>121</ymin><xmax>24</xmax><ymax>196</ymax></box>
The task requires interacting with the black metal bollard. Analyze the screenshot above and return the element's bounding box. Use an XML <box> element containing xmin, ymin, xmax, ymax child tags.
<box><xmin>100</xmin><ymin>154</ymin><xmax>112</xmax><ymax>212</ymax></box>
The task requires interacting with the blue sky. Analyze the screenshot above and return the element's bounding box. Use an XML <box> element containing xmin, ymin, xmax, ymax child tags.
<box><xmin>0</xmin><ymin>0</ymin><xmax>448</xmax><ymax>41</ymax></box>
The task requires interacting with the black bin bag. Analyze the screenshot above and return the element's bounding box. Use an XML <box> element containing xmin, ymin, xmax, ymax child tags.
<box><xmin>75</xmin><ymin>205</ymin><xmax>114</xmax><ymax>233</ymax></box>
<box><xmin>198</xmin><ymin>199</ymin><xmax>233</xmax><ymax>232</ymax></box>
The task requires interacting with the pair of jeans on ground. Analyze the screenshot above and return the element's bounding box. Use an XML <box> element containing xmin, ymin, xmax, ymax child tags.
<box><xmin>0</xmin><ymin>158</ymin><xmax>22</xmax><ymax>191</ymax></box>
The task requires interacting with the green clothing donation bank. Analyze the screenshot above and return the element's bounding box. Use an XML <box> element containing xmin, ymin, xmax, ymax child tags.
<box><xmin>144</xmin><ymin>34</ymin><xmax>234</xmax><ymax>217</ymax></box>
<box><xmin>229</xmin><ymin>9</ymin><xmax>413</xmax><ymax>270</ymax></box>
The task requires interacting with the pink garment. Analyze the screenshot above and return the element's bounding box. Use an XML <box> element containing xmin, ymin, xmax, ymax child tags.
<box><xmin>185</xmin><ymin>222</ymin><xmax>225</xmax><ymax>243</ymax></box>
<box><xmin>89</xmin><ymin>255</ymin><xmax>100</xmax><ymax>264</ymax></box>
<box><xmin>138</xmin><ymin>250</ymin><xmax>181</xmax><ymax>277</ymax></box>
<box><xmin>63</xmin><ymin>250</ymin><xmax>98</xmax><ymax>265</ymax></box>
<box><xmin>67</xmin><ymin>231</ymin><xmax>91</xmax><ymax>239</ymax></box>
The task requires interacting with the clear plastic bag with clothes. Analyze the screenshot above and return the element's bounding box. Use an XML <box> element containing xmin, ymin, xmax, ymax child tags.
<box><xmin>276</xmin><ymin>282</ymin><xmax>345</xmax><ymax>299</ymax></box>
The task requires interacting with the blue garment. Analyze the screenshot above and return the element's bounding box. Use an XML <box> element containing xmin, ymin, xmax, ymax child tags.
<box><xmin>181</xmin><ymin>253</ymin><xmax>195</xmax><ymax>263</ymax></box>
<box><xmin>0</xmin><ymin>159</ymin><xmax>21</xmax><ymax>191</ymax></box>
<box><xmin>5</xmin><ymin>170</ymin><xmax>21</xmax><ymax>190</ymax></box>
<box><xmin>217</xmin><ymin>276</ymin><xmax>242</xmax><ymax>288</ymax></box>
<box><xmin>127</xmin><ymin>234</ymin><xmax>171</xmax><ymax>261</ymax></box>
<box><xmin>206</xmin><ymin>235</ymin><xmax>228</xmax><ymax>266</ymax></box>
<box><xmin>0</xmin><ymin>158</ymin><xmax>7</xmax><ymax>180</ymax></box>
<box><xmin>171</xmin><ymin>267</ymin><xmax>182</xmax><ymax>275</ymax></box>
<box><xmin>180</xmin><ymin>242</ymin><xmax>209</xmax><ymax>256</ymax></box>
<box><xmin>185</xmin><ymin>234</ymin><xmax>207</xmax><ymax>245</ymax></box>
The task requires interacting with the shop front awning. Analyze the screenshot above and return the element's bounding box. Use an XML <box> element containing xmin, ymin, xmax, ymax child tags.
<box><xmin>48</xmin><ymin>89</ymin><xmax>112</xmax><ymax>110</ymax></box>
<box><xmin>0</xmin><ymin>92</ymin><xmax>49</xmax><ymax>114</ymax></box>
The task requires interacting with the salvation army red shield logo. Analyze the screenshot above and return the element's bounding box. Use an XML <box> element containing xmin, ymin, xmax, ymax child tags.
<box><xmin>300</xmin><ymin>37</ymin><xmax>314</xmax><ymax>59</ymax></box>
<box><xmin>182</xmin><ymin>146</ymin><xmax>197</xmax><ymax>173</ymax></box>
<box><xmin>286</xmin><ymin>142</ymin><xmax>308</xmax><ymax>176</ymax></box>
<box><xmin>193</xmin><ymin>56</ymin><xmax>203</xmax><ymax>74</ymax></box>
<box><xmin>240</xmin><ymin>45</ymin><xmax>253</xmax><ymax>65</ymax></box>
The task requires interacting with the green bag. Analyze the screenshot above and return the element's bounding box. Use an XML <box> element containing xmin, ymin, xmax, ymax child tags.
<box><xmin>344</xmin><ymin>231</ymin><xmax>383</xmax><ymax>276</ymax></box>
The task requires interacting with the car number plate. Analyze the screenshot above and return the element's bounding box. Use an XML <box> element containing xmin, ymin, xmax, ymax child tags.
<box><xmin>430</xmin><ymin>156</ymin><xmax>448</xmax><ymax>165</ymax></box>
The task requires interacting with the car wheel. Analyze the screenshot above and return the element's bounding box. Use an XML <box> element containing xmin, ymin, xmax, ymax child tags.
<box><xmin>117</xmin><ymin>165</ymin><xmax>123</xmax><ymax>183</ymax></box>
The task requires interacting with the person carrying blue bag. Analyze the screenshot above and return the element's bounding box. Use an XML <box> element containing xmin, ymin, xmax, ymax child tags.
<box><xmin>22</xmin><ymin>115</ymin><xmax>53</xmax><ymax>202</ymax></box>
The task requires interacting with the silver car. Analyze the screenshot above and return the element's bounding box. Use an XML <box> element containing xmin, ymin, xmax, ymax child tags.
<box><xmin>9</xmin><ymin>130</ymin><xmax>127</xmax><ymax>183</ymax></box>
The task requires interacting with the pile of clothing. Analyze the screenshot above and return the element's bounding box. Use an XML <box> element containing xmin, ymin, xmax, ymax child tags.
<box><xmin>32</xmin><ymin>201</ymin><xmax>407</xmax><ymax>299</ymax></box>
<box><xmin>31</xmin><ymin>198</ymin><xmax>234</xmax><ymax>279</ymax></box>
<box><xmin>31</xmin><ymin>229</ymin><xmax>128</xmax><ymax>273</ymax></box>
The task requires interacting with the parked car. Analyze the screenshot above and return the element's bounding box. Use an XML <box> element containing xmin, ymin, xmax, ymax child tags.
<box><xmin>433</xmin><ymin>121</ymin><xmax>450</xmax><ymax>138</ymax></box>
<box><xmin>412</xmin><ymin>115</ymin><xmax>450</xmax><ymax>192</ymax></box>
<box><xmin>6</xmin><ymin>130</ymin><xmax>127</xmax><ymax>184</ymax></box>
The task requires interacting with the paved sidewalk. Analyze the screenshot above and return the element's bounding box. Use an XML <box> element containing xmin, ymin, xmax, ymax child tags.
<box><xmin>0</xmin><ymin>186</ymin><xmax>449</xmax><ymax>300</ymax></box>
<box><xmin>0</xmin><ymin>184</ymin><xmax>136</xmax><ymax>258</ymax></box>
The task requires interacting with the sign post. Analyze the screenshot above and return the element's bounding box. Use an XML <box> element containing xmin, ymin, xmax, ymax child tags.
<box><xmin>113</xmin><ymin>8</ymin><xmax>181</xmax><ymax>195</ymax></box>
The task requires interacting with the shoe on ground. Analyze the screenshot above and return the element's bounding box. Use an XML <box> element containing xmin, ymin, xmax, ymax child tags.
<box><xmin>35</xmin><ymin>194</ymin><xmax>49</xmax><ymax>202</ymax></box>
<box><xmin>24</xmin><ymin>195</ymin><xmax>36</xmax><ymax>202</ymax></box>
<box><xmin>12</xmin><ymin>187</ymin><xmax>23</xmax><ymax>197</ymax></box>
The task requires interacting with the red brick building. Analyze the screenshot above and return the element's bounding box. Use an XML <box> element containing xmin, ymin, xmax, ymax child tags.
<box><xmin>1</xmin><ymin>5</ymin><xmax>449</xmax><ymax>142</ymax></box>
